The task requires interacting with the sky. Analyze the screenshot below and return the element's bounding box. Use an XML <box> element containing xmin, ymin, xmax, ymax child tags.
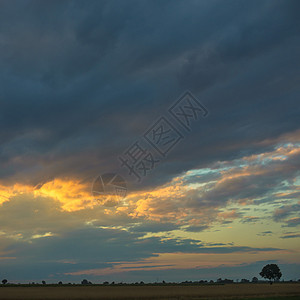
<box><xmin>0</xmin><ymin>0</ymin><xmax>300</xmax><ymax>283</ymax></box>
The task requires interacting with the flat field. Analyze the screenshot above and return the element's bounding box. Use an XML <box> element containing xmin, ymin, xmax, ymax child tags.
<box><xmin>0</xmin><ymin>283</ymin><xmax>299</xmax><ymax>300</ymax></box>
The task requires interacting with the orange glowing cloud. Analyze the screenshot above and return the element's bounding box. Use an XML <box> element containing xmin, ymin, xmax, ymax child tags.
<box><xmin>0</xmin><ymin>183</ymin><xmax>34</xmax><ymax>205</ymax></box>
<box><xmin>218</xmin><ymin>210</ymin><xmax>240</xmax><ymax>220</ymax></box>
<box><xmin>0</xmin><ymin>179</ymin><xmax>95</xmax><ymax>212</ymax></box>
<box><xmin>34</xmin><ymin>179</ymin><xmax>95</xmax><ymax>211</ymax></box>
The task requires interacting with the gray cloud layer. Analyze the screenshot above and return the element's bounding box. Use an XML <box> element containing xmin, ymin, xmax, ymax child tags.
<box><xmin>0</xmin><ymin>0</ymin><xmax>299</xmax><ymax>189</ymax></box>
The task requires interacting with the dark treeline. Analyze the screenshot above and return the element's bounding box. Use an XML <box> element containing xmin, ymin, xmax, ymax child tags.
<box><xmin>1</xmin><ymin>264</ymin><xmax>299</xmax><ymax>286</ymax></box>
<box><xmin>1</xmin><ymin>278</ymin><xmax>300</xmax><ymax>286</ymax></box>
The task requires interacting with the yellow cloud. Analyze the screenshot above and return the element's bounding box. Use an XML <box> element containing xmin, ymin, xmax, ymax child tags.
<box><xmin>35</xmin><ymin>178</ymin><xmax>95</xmax><ymax>211</ymax></box>
<box><xmin>0</xmin><ymin>183</ymin><xmax>33</xmax><ymax>205</ymax></box>
<box><xmin>0</xmin><ymin>179</ymin><xmax>95</xmax><ymax>212</ymax></box>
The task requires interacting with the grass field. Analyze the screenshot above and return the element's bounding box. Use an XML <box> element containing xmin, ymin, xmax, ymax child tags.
<box><xmin>0</xmin><ymin>283</ymin><xmax>300</xmax><ymax>300</ymax></box>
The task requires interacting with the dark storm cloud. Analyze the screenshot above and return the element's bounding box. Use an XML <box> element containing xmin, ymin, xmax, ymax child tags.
<box><xmin>257</xmin><ymin>231</ymin><xmax>273</xmax><ymax>237</ymax></box>
<box><xmin>1</xmin><ymin>0</ymin><xmax>300</xmax><ymax>284</ymax></box>
<box><xmin>129</xmin><ymin>221</ymin><xmax>179</xmax><ymax>233</ymax></box>
<box><xmin>284</xmin><ymin>217</ymin><xmax>300</xmax><ymax>227</ymax></box>
<box><xmin>0</xmin><ymin>0</ymin><xmax>300</xmax><ymax>189</ymax></box>
<box><xmin>273</xmin><ymin>203</ymin><xmax>300</xmax><ymax>222</ymax></box>
<box><xmin>280</xmin><ymin>233</ymin><xmax>300</xmax><ymax>239</ymax></box>
<box><xmin>240</xmin><ymin>216</ymin><xmax>260</xmax><ymax>224</ymax></box>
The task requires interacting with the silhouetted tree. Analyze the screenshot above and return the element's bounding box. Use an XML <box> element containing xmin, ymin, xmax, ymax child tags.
<box><xmin>259</xmin><ymin>264</ymin><xmax>282</xmax><ymax>284</ymax></box>
<box><xmin>252</xmin><ymin>277</ymin><xmax>258</xmax><ymax>283</ymax></box>
<box><xmin>2</xmin><ymin>279</ymin><xmax>7</xmax><ymax>285</ymax></box>
<box><xmin>81</xmin><ymin>279</ymin><xmax>88</xmax><ymax>285</ymax></box>
<box><xmin>58</xmin><ymin>281</ymin><xmax>62</xmax><ymax>285</ymax></box>
<box><xmin>42</xmin><ymin>281</ymin><xmax>46</xmax><ymax>285</ymax></box>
